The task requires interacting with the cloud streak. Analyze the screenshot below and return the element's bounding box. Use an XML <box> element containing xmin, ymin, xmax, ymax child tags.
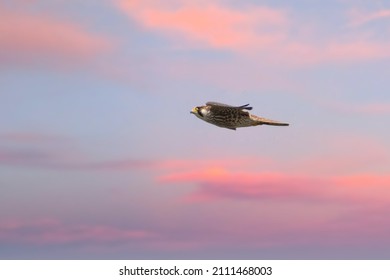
<box><xmin>0</xmin><ymin>7</ymin><xmax>112</xmax><ymax>67</ymax></box>
<box><xmin>159</xmin><ymin>167</ymin><xmax>390</xmax><ymax>205</ymax></box>
<box><xmin>0</xmin><ymin>219</ymin><xmax>154</xmax><ymax>245</ymax></box>
<box><xmin>0</xmin><ymin>132</ymin><xmax>69</xmax><ymax>144</ymax></box>
<box><xmin>330</xmin><ymin>102</ymin><xmax>390</xmax><ymax>115</ymax></box>
<box><xmin>348</xmin><ymin>8</ymin><xmax>390</xmax><ymax>27</ymax></box>
<box><xmin>118</xmin><ymin>0</ymin><xmax>287</xmax><ymax>51</ymax></box>
<box><xmin>0</xmin><ymin>139</ymin><xmax>260</xmax><ymax>172</ymax></box>
<box><xmin>117</xmin><ymin>0</ymin><xmax>390</xmax><ymax>65</ymax></box>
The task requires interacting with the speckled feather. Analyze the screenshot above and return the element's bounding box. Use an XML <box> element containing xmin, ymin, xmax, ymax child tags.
<box><xmin>191</xmin><ymin>102</ymin><xmax>289</xmax><ymax>130</ymax></box>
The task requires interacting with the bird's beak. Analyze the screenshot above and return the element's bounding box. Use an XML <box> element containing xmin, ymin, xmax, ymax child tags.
<box><xmin>190</xmin><ymin>107</ymin><xmax>197</xmax><ymax>114</ymax></box>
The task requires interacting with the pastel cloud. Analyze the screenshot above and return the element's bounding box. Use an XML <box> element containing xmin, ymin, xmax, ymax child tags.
<box><xmin>0</xmin><ymin>146</ymin><xmax>87</xmax><ymax>169</ymax></box>
<box><xmin>280</xmin><ymin>40</ymin><xmax>390</xmax><ymax>65</ymax></box>
<box><xmin>354</xmin><ymin>103</ymin><xmax>390</xmax><ymax>115</ymax></box>
<box><xmin>117</xmin><ymin>0</ymin><xmax>287</xmax><ymax>50</ymax></box>
<box><xmin>159</xmin><ymin>168</ymin><xmax>390</xmax><ymax>204</ymax></box>
<box><xmin>151</xmin><ymin>167</ymin><xmax>390</xmax><ymax>253</ymax></box>
<box><xmin>160</xmin><ymin>170</ymin><xmax>326</xmax><ymax>201</ymax></box>
<box><xmin>0</xmin><ymin>8</ymin><xmax>112</xmax><ymax>66</ymax></box>
<box><xmin>0</xmin><ymin>139</ymin><xmax>261</xmax><ymax>171</ymax></box>
<box><xmin>89</xmin><ymin>157</ymin><xmax>260</xmax><ymax>171</ymax></box>
<box><xmin>0</xmin><ymin>132</ymin><xmax>69</xmax><ymax>144</ymax></box>
<box><xmin>0</xmin><ymin>219</ymin><xmax>154</xmax><ymax>245</ymax></box>
<box><xmin>2</xmin><ymin>130</ymin><xmax>386</xmax><ymax>178</ymax></box>
<box><xmin>348</xmin><ymin>8</ymin><xmax>390</xmax><ymax>27</ymax></box>
<box><xmin>331</xmin><ymin>102</ymin><xmax>390</xmax><ymax>115</ymax></box>
<box><xmin>117</xmin><ymin>0</ymin><xmax>390</xmax><ymax>64</ymax></box>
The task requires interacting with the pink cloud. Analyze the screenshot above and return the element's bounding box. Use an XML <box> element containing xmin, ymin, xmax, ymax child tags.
<box><xmin>0</xmin><ymin>219</ymin><xmax>154</xmax><ymax>244</ymax></box>
<box><xmin>161</xmin><ymin>170</ymin><xmax>330</xmax><ymax>202</ymax></box>
<box><xmin>335</xmin><ymin>174</ymin><xmax>390</xmax><ymax>188</ymax></box>
<box><xmin>0</xmin><ymin>141</ymin><xmax>263</xmax><ymax>173</ymax></box>
<box><xmin>348</xmin><ymin>8</ymin><xmax>390</xmax><ymax>27</ymax></box>
<box><xmin>331</xmin><ymin>102</ymin><xmax>390</xmax><ymax>115</ymax></box>
<box><xmin>117</xmin><ymin>0</ymin><xmax>390</xmax><ymax>65</ymax></box>
<box><xmin>0</xmin><ymin>132</ymin><xmax>261</xmax><ymax>171</ymax></box>
<box><xmin>117</xmin><ymin>0</ymin><xmax>287</xmax><ymax>50</ymax></box>
<box><xmin>154</xmin><ymin>132</ymin><xmax>389</xmax><ymax>180</ymax></box>
<box><xmin>0</xmin><ymin>8</ymin><xmax>112</xmax><ymax>66</ymax></box>
<box><xmin>280</xmin><ymin>40</ymin><xmax>390</xmax><ymax>65</ymax></box>
<box><xmin>2</xmin><ymin>128</ymin><xmax>387</xmax><ymax>191</ymax></box>
<box><xmin>159</xmin><ymin>167</ymin><xmax>390</xmax><ymax>204</ymax></box>
<box><xmin>87</xmin><ymin>157</ymin><xmax>262</xmax><ymax>172</ymax></box>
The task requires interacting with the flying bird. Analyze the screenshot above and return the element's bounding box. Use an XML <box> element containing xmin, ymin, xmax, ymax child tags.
<box><xmin>190</xmin><ymin>101</ymin><xmax>289</xmax><ymax>130</ymax></box>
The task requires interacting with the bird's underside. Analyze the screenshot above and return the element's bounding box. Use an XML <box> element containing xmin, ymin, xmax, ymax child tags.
<box><xmin>191</xmin><ymin>101</ymin><xmax>289</xmax><ymax>130</ymax></box>
<box><xmin>208</xmin><ymin>111</ymin><xmax>289</xmax><ymax>130</ymax></box>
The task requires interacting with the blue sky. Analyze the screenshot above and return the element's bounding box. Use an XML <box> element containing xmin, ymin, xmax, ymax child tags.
<box><xmin>1</xmin><ymin>0</ymin><xmax>390</xmax><ymax>259</ymax></box>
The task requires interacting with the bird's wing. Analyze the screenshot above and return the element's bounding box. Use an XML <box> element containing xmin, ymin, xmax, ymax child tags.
<box><xmin>206</xmin><ymin>101</ymin><xmax>252</xmax><ymax>110</ymax></box>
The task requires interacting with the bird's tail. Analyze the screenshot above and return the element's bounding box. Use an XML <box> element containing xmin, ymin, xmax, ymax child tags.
<box><xmin>251</xmin><ymin>114</ymin><xmax>289</xmax><ymax>126</ymax></box>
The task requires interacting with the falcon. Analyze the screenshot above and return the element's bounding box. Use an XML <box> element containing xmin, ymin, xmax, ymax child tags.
<box><xmin>190</xmin><ymin>101</ymin><xmax>289</xmax><ymax>130</ymax></box>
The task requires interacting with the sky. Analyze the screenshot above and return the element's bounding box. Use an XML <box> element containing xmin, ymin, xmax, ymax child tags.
<box><xmin>1</xmin><ymin>0</ymin><xmax>390</xmax><ymax>259</ymax></box>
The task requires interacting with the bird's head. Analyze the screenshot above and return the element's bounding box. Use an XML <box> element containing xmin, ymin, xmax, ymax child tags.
<box><xmin>190</xmin><ymin>106</ymin><xmax>208</xmax><ymax>119</ymax></box>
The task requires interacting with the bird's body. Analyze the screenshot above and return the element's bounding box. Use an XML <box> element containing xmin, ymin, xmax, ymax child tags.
<box><xmin>190</xmin><ymin>102</ymin><xmax>289</xmax><ymax>130</ymax></box>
